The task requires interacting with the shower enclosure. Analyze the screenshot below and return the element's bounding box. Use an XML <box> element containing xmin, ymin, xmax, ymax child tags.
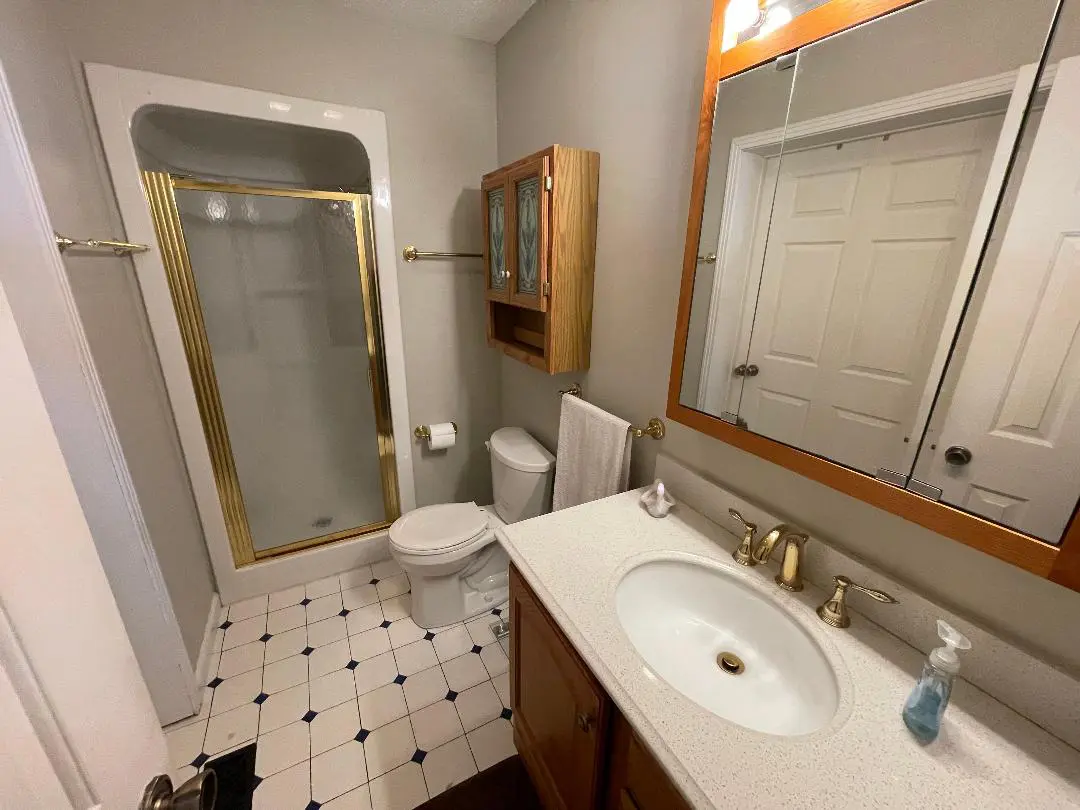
<box><xmin>142</xmin><ymin>173</ymin><xmax>399</xmax><ymax>564</ymax></box>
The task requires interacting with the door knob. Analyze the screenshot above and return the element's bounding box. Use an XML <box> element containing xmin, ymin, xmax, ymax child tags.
<box><xmin>139</xmin><ymin>770</ymin><xmax>216</xmax><ymax>810</ymax></box>
<box><xmin>944</xmin><ymin>445</ymin><xmax>972</xmax><ymax>466</ymax></box>
<box><xmin>733</xmin><ymin>364</ymin><xmax>759</xmax><ymax>377</ymax></box>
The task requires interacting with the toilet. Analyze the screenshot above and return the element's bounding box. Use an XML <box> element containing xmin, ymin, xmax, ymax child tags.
<box><xmin>389</xmin><ymin>427</ymin><xmax>555</xmax><ymax>628</ymax></box>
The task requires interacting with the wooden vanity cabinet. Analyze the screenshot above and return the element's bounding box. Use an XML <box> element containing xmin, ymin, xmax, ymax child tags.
<box><xmin>482</xmin><ymin>145</ymin><xmax>599</xmax><ymax>374</ymax></box>
<box><xmin>510</xmin><ymin>565</ymin><xmax>692</xmax><ymax>810</ymax></box>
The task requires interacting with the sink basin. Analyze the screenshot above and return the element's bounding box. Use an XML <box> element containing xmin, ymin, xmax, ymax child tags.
<box><xmin>615</xmin><ymin>559</ymin><xmax>838</xmax><ymax>736</ymax></box>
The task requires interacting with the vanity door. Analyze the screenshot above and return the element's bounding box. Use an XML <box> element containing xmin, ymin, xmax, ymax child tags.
<box><xmin>507</xmin><ymin>156</ymin><xmax>551</xmax><ymax>311</ymax></box>
<box><xmin>483</xmin><ymin>173</ymin><xmax>510</xmax><ymax>303</ymax></box>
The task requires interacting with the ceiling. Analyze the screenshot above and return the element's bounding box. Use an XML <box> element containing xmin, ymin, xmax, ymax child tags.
<box><xmin>342</xmin><ymin>0</ymin><xmax>536</xmax><ymax>43</ymax></box>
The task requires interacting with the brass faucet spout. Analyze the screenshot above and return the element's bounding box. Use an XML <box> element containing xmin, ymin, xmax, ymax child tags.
<box><xmin>752</xmin><ymin>524</ymin><xmax>809</xmax><ymax>591</ymax></box>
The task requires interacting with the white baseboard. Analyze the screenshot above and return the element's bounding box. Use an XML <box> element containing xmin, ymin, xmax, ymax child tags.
<box><xmin>192</xmin><ymin>592</ymin><xmax>222</xmax><ymax>709</ymax></box>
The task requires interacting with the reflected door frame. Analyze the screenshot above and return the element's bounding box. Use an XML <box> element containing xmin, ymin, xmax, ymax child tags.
<box><xmin>143</xmin><ymin>173</ymin><xmax>401</xmax><ymax>566</ymax></box>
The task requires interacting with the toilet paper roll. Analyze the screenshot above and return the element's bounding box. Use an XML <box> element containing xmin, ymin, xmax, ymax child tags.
<box><xmin>427</xmin><ymin>422</ymin><xmax>457</xmax><ymax>450</ymax></box>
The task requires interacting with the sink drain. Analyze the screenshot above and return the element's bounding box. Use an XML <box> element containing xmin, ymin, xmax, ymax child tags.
<box><xmin>716</xmin><ymin>652</ymin><xmax>745</xmax><ymax>675</ymax></box>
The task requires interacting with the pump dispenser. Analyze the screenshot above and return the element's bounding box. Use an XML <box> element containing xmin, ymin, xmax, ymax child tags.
<box><xmin>902</xmin><ymin>619</ymin><xmax>971</xmax><ymax>742</ymax></box>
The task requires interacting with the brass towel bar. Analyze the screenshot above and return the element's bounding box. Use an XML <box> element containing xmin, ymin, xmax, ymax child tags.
<box><xmin>55</xmin><ymin>233</ymin><xmax>150</xmax><ymax>256</ymax></box>
<box><xmin>558</xmin><ymin>383</ymin><xmax>665</xmax><ymax>440</ymax></box>
<box><xmin>402</xmin><ymin>245</ymin><xmax>482</xmax><ymax>262</ymax></box>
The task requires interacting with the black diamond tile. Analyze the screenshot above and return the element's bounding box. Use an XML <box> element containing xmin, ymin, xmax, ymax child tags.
<box><xmin>393</xmin><ymin>674</ymin><xmax>407</xmax><ymax>685</ymax></box>
<box><xmin>190</xmin><ymin>752</ymin><xmax>210</xmax><ymax>768</ymax></box>
<box><xmin>500</xmin><ymin>707</ymin><xmax>513</xmax><ymax>720</ymax></box>
<box><xmin>251</xmin><ymin>775</ymin><xmax>263</xmax><ymax>791</ymax></box>
<box><xmin>379</xmin><ymin>620</ymin><xmax>392</xmax><ymax>629</ymax></box>
<box><xmin>445</xmin><ymin>690</ymin><xmax>458</xmax><ymax>702</ymax></box>
<box><xmin>259</xmin><ymin>633</ymin><xmax>272</xmax><ymax>643</ymax></box>
<box><xmin>219</xmin><ymin>620</ymin><xmax>233</xmax><ymax>630</ymax></box>
<box><xmin>345</xmin><ymin>659</ymin><xmax>359</xmax><ymax>670</ymax></box>
<box><xmin>355</xmin><ymin>728</ymin><xmax>370</xmax><ymax>743</ymax></box>
<box><xmin>207</xmin><ymin>677</ymin><xmax>223</xmax><ymax>689</ymax></box>
<box><xmin>369</xmin><ymin>578</ymin><xmax>380</xmax><ymax>586</ymax></box>
<box><xmin>339</xmin><ymin>609</ymin><xmax>350</xmax><ymax>617</ymax></box>
<box><xmin>491</xmin><ymin>608</ymin><xmax>502</xmax><ymax>616</ymax></box>
<box><xmin>302</xmin><ymin>710</ymin><xmax>318</xmax><ymax>723</ymax></box>
<box><xmin>411</xmin><ymin>749</ymin><xmax>427</xmax><ymax>764</ymax></box>
<box><xmin>253</xmin><ymin>692</ymin><xmax>269</xmax><ymax>705</ymax></box>
<box><xmin>305</xmin><ymin>802</ymin><xmax>321</xmax><ymax>810</ymax></box>
<box><xmin>300</xmin><ymin>597</ymin><xmax>312</xmax><ymax>606</ymax></box>
<box><xmin>423</xmin><ymin>631</ymin><xmax>435</xmax><ymax>641</ymax></box>
<box><xmin>301</xmin><ymin>646</ymin><xmax>315</xmax><ymax>656</ymax></box>
<box><xmin>470</xmin><ymin>645</ymin><xmax>483</xmax><ymax>655</ymax></box>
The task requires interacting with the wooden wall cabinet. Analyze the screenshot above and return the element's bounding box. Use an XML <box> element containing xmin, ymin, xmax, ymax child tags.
<box><xmin>510</xmin><ymin>566</ymin><xmax>691</xmax><ymax>810</ymax></box>
<box><xmin>482</xmin><ymin>145</ymin><xmax>599</xmax><ymax>374</ymax></box>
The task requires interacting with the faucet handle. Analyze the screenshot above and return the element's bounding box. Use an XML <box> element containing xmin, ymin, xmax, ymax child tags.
<box><xmin>817</xmin><ymin>575</ymin><xmax>898</xmax><ymax>628</ymax></box>
<box><xmin>728</xmin><ymin>508</ymin><xmax>757</xmax><ymax>566</ymax></box>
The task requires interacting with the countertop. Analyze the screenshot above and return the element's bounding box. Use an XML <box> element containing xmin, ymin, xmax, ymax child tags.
<box><xmin>495</xmin><ymin>490</ymin><xmax>1080</xmax><ymax>809</ymax></box>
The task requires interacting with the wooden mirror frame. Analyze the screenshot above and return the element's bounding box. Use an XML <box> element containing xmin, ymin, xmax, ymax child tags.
<box><xmin>667</xmin><ymin>0</ymin><xmax>1080</xmax><ymax>591</ymax></box>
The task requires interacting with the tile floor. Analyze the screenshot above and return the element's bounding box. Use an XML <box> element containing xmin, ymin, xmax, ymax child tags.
<box><xmin>164</xmin><ymin>558</ymin><xmax>516</xmax><ymax>810</ymax></box>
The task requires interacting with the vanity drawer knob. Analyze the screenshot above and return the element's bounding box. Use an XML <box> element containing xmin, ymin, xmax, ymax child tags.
<box><xmin>576</xmin><ymin>712</ymin><xmax>595</xmax><ymax>733</ymax></box>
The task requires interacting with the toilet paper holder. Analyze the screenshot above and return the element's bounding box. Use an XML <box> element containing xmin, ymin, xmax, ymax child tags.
<box><xmin>414</xmin><ymin>422</ymin><xmax>459</xmax><ymax>441</ymax></box>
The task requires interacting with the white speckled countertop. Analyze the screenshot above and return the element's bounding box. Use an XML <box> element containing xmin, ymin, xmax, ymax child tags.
<box><xmin>496</xmin><ymin>490</ymin><xmax>1080</xmax><ymax>809</ymax></box>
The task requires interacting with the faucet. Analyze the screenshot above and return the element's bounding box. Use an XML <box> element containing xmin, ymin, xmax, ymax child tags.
<box><xmin>726</xmin><ymin>509</ymin><xmax>758</xmax><ymax>566</ymax></box>
<box><xmin>751</xmin><ymin>524</ymin><xmax>810</xmax><ymax>591</ymax></box>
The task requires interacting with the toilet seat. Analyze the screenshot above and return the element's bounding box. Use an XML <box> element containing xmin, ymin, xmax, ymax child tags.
<box><xmin>389</xmin><ymin>501</ymin><xmax>491</xmax><ymax>558</ymax></box>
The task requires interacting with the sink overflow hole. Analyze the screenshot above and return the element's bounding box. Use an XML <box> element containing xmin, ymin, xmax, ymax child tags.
<box><xmin>717</xmin><ymin>652</ymin><xmax>745</xmax><ymax>676</ymax></box>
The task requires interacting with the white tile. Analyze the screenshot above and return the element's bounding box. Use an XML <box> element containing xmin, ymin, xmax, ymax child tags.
<box><xmin>324</xmin><ymin>786</ymin><xmax>372</xmax><ymax>810</ymax></box>
<box><xmin>342</xmin><ymin>584</ymin><xmax>379</xmax><ymax>610</ymax></box>
<box><xmin>440</xmin><ymin>653</ymin><xmax>488</xmax><ymax>693</ymax></box>
<box><xmin>371</xmin><ymin>558</ymin><xmax>402</xmax><ymax>580</ymax></box>
<box><xmin>492</xmin><ymin>672</ymin><xmax>511</xmax><ymax>707</ymax></box>
<box><xmin>259</xmin><ymin>682</ymin><xmax>309</xmax><ymax>734</ymax></box>
<box><xmin>464</xmin><ymin>616</ymin><xmax>497</xmax><ymax>647</ymax></box>
<box><xmin>466</xmin><ymin>718</ymin><xmax>515</xmax><ymax>771</ymax></box>
<box><xmin>217</xmin><ymin>641</ymin><xmax>265</xmax><ymax>679</ymax></box>
<box><xmin>253</xmin><ymin>759</ymin><xmax>310</xmax><ymax>810</ymax></box>
<box><xmin>388</xmin><ymin>618</ymin><xmax>426</xmax><ymax>649</ymax></box>
<box><xmin>432</xmin><ymin>626</ymin><xmax>472</xmax><ymax>663</ymax></box>
<box><xmin>263</xmin><ymin>654</ymin><xmax>309</xmax><ymax>695</ymax></box>
<box><xmin>363</xmin><ymin>716</ymin><xmax>416</xmax><ymax>779</ymax></box>
<box><xmin>223</xmin><ymin>615</ymin><xmax>268</xmax><ymax>650</ymax></box>
<box><xmin>346</xmin><ymin>603</ymin><xmax>384</xmax><ymax>635</ymax></box>
<box><xmin>255</xmin><ymin>720</ymin><xmax>310</xmax><ymax>777</ymax></box>
<box><xmin>402</xmin><ymin>665</ymin><xmax>448</xmax><ymax>713</ymax></box>
<box><xmin>357</xmin><ymin>683</ymin><xmax>407</xmax><ymax>730</ymax></box>
<box><xmin>311</xmin><ymin>669</ymin><xmax>357</xmax><ymax>712</ymax></box>
<box><xmin>204</xmin><ymin>703</ymin><xmax>259</xmax><ymax>755</ymax></box>
<box><xmin>454</xmin><ymin>681</ymin><xmax>503</xmax><ymax>732</ymax></box>
<box><xmin>210</xmin><ymin>669</ymin><xmax>262</xmax><ymax>716</ymax></box>
<box><xmin>379</xmin><ymin>595</ymin><xmax>411</xmax><ymax>622</ymax></box>
<box><xmin>165</xmin><ymin>719</ymin><xmax>207</xmax><ymax>769</ymax></box>
<box><xmin>310</xmin><ymin>638</ymin><xmax>352</xmax><ymax>679</ymax></box>
<box><xmin>312</xmin><ymin>740</ymin><xmax>367</xmax><ymax>804</ymax></box>
<box><xmin>394</xmin><ymin>641</ymin><xmax>437</xmax><ymax>677</ymax></box>
<box><xmin>368</xmin><ymin>762</ymin><xmax>428</xmax><ymax>810</ymax></box>
<box><xmin>265</xmin><ymin>627</ymin><xmax>308</xmax><ymax>664</ymax></box>
<box><xmin>170</xmin><ymin>765</ymin><xmax>197</xmax><ymax>788</ymax></box>
<box><xmin>409</xmin><ymin>700</ymin><xmax>463</xmax><ymax>752</ymax></box>
<box><xmin>354</xmin><ymin>652</ymin><xmax>399</xmax><ymax>697</ymax></box>
<box><xmin>311</xmin><ymin>699</ymin><xmax>362</xmax><ymax>756</ymax></box>
<box><xmin>268</xmin><ymin>584</ymin><xmax>306</xmax><ymax>612</ymax></box>
<box><xmin>376</xmin><ymin>574</ymin><xmax>410</xmax><ymax>601</ymax></box>
<box><xmin>422</xmin><ymin>737</ymin><xmax>477</xmax><ymax>797</ymax></box>
<box><xmin>307</xmin><ymin>575</ymin><xmax>342</xmax><ymax>599</ymax></box>
<box><xmin>340</xmin><ymin>566</ymin><xmax>374</xmax><ymax>591</ymax></box>
<box><xmin>479</xmin><ymin>642</ymin><xmax>509</xmax><ymax>678</ymax></box>
<box><xmin>307</xmin><ymin>592</ymin><xmax>345</xmax><ymax>624</ymax></box>
<box><xmin>211</xmin><ymin>628</ymin><xmax>224</xmax><ymax>653</ymax></box>
<box><xmin>228</xmin><ymin>594</ymin><xmax>269</xmax><ymax>622</ymax></box>
<box><xmin>267</xmin><ymin>604</ymin><xmax>306</xmax><ymax>635</ymax></box>
<box><xmin>499</xmin><ymin>637</ymin><xmax>510</xmax><ymax>657</ymax></box>
<box><xmin>350</xmin><ymin>628</ymin><xmax>391</xmax><ymax>662</ymax></box>
<box><xmin>309</xmin><ymin>616</ymin><xmax>348</xmax><ymax>649</ymax></box>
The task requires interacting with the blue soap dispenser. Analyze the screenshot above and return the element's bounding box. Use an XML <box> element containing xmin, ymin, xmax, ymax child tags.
<box><xmin>902</xmin><ymin>619</ymin><xmax>971</xmax><ymax>743</ymax></box>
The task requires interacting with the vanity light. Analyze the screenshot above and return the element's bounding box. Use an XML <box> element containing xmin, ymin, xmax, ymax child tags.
<box><xmin>722</xmin><ymin>0</ymin><xmax>766</xmax><ymax>51</ymax></box>
<box><xmin>760</xmin><ymin>4</ymin><xmax>794</xmax><ymax>36</ymax></box>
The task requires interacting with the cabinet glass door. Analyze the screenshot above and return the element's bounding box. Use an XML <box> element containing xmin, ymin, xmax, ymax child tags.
<box><xmin>509</xmin><ymin>157</ymin><xmax>550</xmax><ymax>311</ymax></box>
<box><xmin>483</xmin><ymin>176</ymin><xmax>510</xmax><ymax>302</ymax></box>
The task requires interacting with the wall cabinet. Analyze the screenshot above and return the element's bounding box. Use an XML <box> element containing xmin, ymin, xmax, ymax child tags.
<box><xmin>509</xmin><ymin>566</ymin><xmax>692</xmax><ymax>810</ymax></box>
<box><xmin>482</xmin><ymin>146</ymin><xmax>599</xmax><ymax>374</ymax></box>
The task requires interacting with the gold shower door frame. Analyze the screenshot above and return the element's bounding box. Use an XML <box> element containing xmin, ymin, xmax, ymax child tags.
<box><xmin>142</xmin><ymin>173</ymin><xmax>401</xmax><ymax>566</ymax></box>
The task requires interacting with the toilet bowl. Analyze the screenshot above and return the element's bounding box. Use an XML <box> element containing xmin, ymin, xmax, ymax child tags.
<box><xmin>389</xmin><ymin>427</ymin><xmax>555</xmax><ymax>628</ymax></box>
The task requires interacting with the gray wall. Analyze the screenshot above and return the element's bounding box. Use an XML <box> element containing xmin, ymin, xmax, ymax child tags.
<box><xmin>496</xmin><ymin>0</ymin><xmax>1080</xmax><ymax>676</ymax></box>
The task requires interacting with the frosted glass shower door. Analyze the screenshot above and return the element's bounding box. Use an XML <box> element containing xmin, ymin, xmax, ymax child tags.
<box><xmin>143</xmin><ymin>173</ymin><xmax>399</xmax><ymax>563</ymax></box>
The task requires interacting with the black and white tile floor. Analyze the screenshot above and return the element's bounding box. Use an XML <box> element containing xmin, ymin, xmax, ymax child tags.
<box><xmin>164</xmin><ymin>558</ymin><xmax>515</xmax><ymax>809</ymax></box>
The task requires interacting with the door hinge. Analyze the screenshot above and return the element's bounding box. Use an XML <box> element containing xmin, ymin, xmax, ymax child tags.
<box><xmin>906</xmin><ymin>478</ymin><xmax>942</xmax><ymax>501</ymax></box>
<box><xmin>875</xmin><ymin>468</ymin><xmax>907</xmax><ymax>487</ymax></box>
<box><xmin>720</xmin><ymin>411</ymin><xmax>748</xmax><ymax>429</ymax></box>
<box><xmin>544</xmin><ymin>175</ymin><xmax>553</xmax><ymax>191</ymax></box>
<box><xmin>542</xmin><ymin>281</ymin><xmax>551</xmax><ymax>296</ymax></box>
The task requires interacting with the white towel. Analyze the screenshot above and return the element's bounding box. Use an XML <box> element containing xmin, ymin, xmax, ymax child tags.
<box><xmin>553</xmin><ymin>394</ymin><xmax>632</xmax><ymax>511</ymax></box>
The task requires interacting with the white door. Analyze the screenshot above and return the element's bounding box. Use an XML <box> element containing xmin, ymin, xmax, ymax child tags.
<box><xmin>917</xmin><ymin>56</ymin><xmax>1080</xmax><ymax>544</ymax></box>
<box><xmin>0</xmin><ymin>62</ymin><xmax>167</xmax><ymax>808</ymax></box>
<box><xmin>737</xmin><ymin>116</ymin><xmax>1001</xmax><ymax>475</ymax></box>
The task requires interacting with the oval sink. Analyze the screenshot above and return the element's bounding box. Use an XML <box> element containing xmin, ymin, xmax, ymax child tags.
<box><xmin>615</xmin><ymin>559</ymin><xmax>838</xmax><ymax>736</ymax></box>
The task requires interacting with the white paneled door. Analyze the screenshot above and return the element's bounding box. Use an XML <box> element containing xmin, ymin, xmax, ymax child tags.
<box><xmin>919</xmin><ymin>56</ymin><xmax>1080</xmax><ymax>544</ymax></box>
<box><xmin>737</xmin><ymin>116</ymin><xmax>1000</xmax><ymax>474</ymax></box>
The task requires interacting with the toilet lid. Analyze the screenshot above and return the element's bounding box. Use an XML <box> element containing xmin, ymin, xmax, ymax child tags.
<box><xmin>389</xmin><ymin>502</ymin><xmax>489</xmax><ymax>554</ymax></box>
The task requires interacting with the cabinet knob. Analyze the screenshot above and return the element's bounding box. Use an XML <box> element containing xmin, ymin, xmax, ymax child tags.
<box><xmin>576</xmin><ymin>712</ymin><xmax>595</xmax><ymax>733</ymax></box>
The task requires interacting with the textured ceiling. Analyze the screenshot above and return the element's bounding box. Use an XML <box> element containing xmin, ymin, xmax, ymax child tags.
<box><xmin>342</xmin><ymin>0</ymin><xmax>536</xmax><ymax>43</ymax></box>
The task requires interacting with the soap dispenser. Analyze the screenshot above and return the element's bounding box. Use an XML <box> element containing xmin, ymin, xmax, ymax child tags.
<box><xmin>902</xmin><ymin>619</ymin><xmax>971</xmax><ymax>743</ymax></box>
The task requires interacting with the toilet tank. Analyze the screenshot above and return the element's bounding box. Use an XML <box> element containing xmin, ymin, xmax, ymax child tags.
<box><xmin>488</xmin><ymin>427</ymin><xmax>556</xmax><ymax>523</ymax></box>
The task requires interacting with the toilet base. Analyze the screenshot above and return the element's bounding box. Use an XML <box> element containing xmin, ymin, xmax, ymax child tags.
<box><xmin>404</xmin><ymin>541</ymin><xmax>510</xmax><ymax>629</ymax></box>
